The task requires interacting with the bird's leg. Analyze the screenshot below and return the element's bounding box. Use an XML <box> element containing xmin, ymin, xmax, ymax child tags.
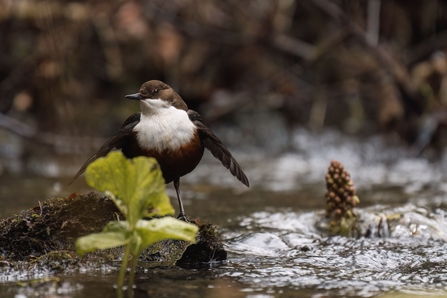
<box><xmin>174</xmin><ymin>178</ymin><xmax>188</xmax><ymax>222</ymax></box>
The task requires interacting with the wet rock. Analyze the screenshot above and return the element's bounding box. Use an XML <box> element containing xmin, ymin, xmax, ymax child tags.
<box><xmin>0</xmin><ymin>192</ymin><xmax>121</xmax><ymax>260</ymax></box>
<box><xmin>176</xmin><ymin>220</ymin><xmax>227</xmax><ymax>267</ymax></box>
<box><xmin>138</xmin><ymin>220</ymin><xmax>227</xmax><ymax>266</ymax></box>
<box><xmin>0</xmin><ymin>192</ymin><xmax>227</xmax><ymax>270</ymax></box>
<box><xmin>317</xmin><ymin>159</ymin><xmax>447</xmax><ymax>239</ymax></box>
<box><xmin>315</xmin><ymin>203</ymin><xmax>447</xmax><ymax>241</ymax></box>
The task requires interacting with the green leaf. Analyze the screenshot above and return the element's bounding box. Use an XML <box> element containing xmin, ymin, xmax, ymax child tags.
<box><xmin>132</xmin><ymin>217</ymin><xmax>199</xmax><ymax>256</ymax></box>
<box><xmin>75</xmin><ymin>221</ymin><xmax>132</xmax><ymax>256</ymax></box>
<box><xmin>76</xmin><ymin>232</ymin><xmax>131</xmax><ymax>257</ymax></box>
<box><xmin>102</xmin><ymin>220</ymin><xmax>130</xmax><ymax>233</ymax></box>
<box><xmin>85</xmin><ymin>151</ymin><xmax>174</xmax><ymax>226</ymax></box>
<box><xmin>77</xmin><ymin>151</ymin><xmax>199</xmax><ymax>286</ymax></box>
<box><xmin>75</xmin><ymin>231</ymin><xmax>129</xmax><ymax>256</ymax></box>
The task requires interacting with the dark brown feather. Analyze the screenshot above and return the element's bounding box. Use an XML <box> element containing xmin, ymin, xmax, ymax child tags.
<box><xmin>188</xmin><ymin>110</ymin><xmax>249</xmax><ymax>187</ymax></box>
<box><xmin>68</xmin><ymin>112</ymin><xmax>141</xmax><ymax>185</ymax></box>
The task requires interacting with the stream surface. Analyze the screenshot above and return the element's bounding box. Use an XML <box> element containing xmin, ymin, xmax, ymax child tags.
<box><xmin>2</xmin><ymin>129</ymin><xmax>447</xmax><ymax>297</ymax></box>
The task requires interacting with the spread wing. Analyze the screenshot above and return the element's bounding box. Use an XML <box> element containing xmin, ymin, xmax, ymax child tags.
<box><xmin>68</xmin><ymin>112</ymin><xmax>141</xmax><ymax>185</ymax></box>
<box><xmin>188</xmin><ymin>110</ymin><xmax>249</xmax><ymax>187</ymax></box>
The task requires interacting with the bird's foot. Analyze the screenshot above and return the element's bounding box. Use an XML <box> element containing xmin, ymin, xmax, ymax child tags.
<box><xmin>177</xmin><ymin>213</ymin><xmax>189</xmax><ymax>222</ymax></box>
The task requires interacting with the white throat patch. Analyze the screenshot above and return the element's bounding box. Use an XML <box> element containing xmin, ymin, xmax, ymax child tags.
<box><xmin>133</xmin><ymin>103</ymin><xmax>196</xmax><ymax>151</ymax></box>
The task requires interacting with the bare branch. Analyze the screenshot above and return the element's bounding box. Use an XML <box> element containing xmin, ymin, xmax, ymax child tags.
<box><xmin>271</xmin><ymin>34</ymin><xmax>314</xmax><ymax>60</ymax></box>
<box><xmin>367</xmin><ymin>0</ymin><xmax>381</xmax><ymax>46</ymax></box>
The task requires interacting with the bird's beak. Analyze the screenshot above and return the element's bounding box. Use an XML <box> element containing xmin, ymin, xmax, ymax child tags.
<box><xmin>125</xmin><ymin>93</ymin><xmax>142</xmax><ymax>100</ymax></box>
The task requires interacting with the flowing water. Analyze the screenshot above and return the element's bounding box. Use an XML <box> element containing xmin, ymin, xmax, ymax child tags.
<box><xmin>3</xmin><ymin>129</ymin><xmax>447</xmax><ymax>297</ymax></box>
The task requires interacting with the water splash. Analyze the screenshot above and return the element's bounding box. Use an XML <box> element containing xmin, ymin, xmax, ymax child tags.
<box><xmin>223</xmin><ymin>206</ymin><xmax>447</xmax><ymax>297</ymax></box>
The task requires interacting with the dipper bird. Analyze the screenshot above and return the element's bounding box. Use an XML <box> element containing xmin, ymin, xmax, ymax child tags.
<box><xmin>70</xmin><ymin>80</ymin><xmax>249</xmax><ymax>220</ymax></box>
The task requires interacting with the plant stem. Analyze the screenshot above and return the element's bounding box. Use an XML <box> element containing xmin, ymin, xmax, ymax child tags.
<box><xmin>117</xmin><ymin>244</ymin><xmax>131</xmax><ymax>289</ymax></box>
<box><xmin>128</xmin><ymin>253</ymin><xmax>138</xmax><ymax>289</ymax></box>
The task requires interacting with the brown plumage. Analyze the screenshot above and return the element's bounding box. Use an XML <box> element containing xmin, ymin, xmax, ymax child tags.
<box><xmin>70</xmin><ymin>80</ymin><xmax>249</xmax><ymax>220</ymax></box>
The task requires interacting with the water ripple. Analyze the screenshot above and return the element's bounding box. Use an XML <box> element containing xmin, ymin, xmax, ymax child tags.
<box><xmin>224</xmin><ymin>207</ymin><xmax>447</xmax><ymax>297</ymax></box>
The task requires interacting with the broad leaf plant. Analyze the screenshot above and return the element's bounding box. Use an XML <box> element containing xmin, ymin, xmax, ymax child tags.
<box><xmin>75</xmin><ymin>151</ymin><xmax>198</xmax><ymax>289</ymax></box>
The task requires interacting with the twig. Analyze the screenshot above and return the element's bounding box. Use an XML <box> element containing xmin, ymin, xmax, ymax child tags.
<box><xmin>271</xmin><ymin>34</ymin><xmax>314</xmax><ymax>60</ymax></box>
<box><xmin>305</xmin><ymin>26</ymin><xmax>350</xmax><ymax>66</ymax></box>
<box><xmin>38</xmin><ymin>201</ymin><xmax>43</xmax><ymax>216</ymax></box>
<box><xmin>367</xmin><ymin>0</ymin><xmax>381</xmax><ymax>46</ymax></box>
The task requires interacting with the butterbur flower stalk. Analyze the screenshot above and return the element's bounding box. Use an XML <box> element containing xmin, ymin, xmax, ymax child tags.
<box><xmin>325</xmin><ymin>160</ymin><xmax>360</xmax><ymax>230</ymax></box>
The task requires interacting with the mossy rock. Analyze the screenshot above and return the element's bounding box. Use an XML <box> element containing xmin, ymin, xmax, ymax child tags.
<box><xmin>138</xmin><ymin>219</ymin><xmax>227</xmax><ymax>266</ymax></box>
<box><xmin>0</xmin><ymin>192</ymin><xmax>121</xmax><ymax>260</ymax></box>
<box><xmin>0</xmin><ymin>192</ymin><xmax>227</xmax><ymax>269</ymax></box>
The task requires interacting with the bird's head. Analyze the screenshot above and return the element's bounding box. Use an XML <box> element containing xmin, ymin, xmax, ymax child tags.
<box><xmin>125</xmin><ymin>80</ymin><xmax>188</xmax><ymax>114</ymax></box>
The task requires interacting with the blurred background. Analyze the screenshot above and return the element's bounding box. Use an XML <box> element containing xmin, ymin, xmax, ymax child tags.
<box><xmin>1</xmin><ymin>0</ymin><xmax>447</xmax><ymax>204</ymax></box>
<box><xmin>4</xmin><ymin>2</ymin><xmax>447</xmax><ymax>296</ymax></box>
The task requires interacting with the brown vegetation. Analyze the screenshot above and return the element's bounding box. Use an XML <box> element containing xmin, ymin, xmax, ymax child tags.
<box><xmin>1</xmin><ymin>0</ymin><xmax>447</xmax><ymax>154</ymax></box>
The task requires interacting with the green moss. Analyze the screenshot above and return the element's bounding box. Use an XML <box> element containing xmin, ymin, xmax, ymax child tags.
<box><xmin>0</xmin><ymin>192</ymin><xmax>121</xmax><ymax>261</ymax></box>
<box><xmin>0</xmin><ymin>191</ymin><xmax>225</xmax><ymax>271</ymax></box>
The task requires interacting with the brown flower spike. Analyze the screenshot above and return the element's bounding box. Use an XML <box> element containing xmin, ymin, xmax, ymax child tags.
<box><xmin>325</xmin><ymin>160</ymin><xmax>360</xmax><ymax>222</ymax></box>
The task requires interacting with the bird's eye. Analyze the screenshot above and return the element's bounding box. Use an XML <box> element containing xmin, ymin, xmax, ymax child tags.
<box><xmin>153</xmin><ymin>89</ymin><xmax>159</xmax><ymax>94</ymax></box>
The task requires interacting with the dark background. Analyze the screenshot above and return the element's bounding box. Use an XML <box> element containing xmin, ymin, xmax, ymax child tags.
<box><xmin>1</xmin><ymin>0</ymin><xmax>447</xmax><ymax>166</ymax></box>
